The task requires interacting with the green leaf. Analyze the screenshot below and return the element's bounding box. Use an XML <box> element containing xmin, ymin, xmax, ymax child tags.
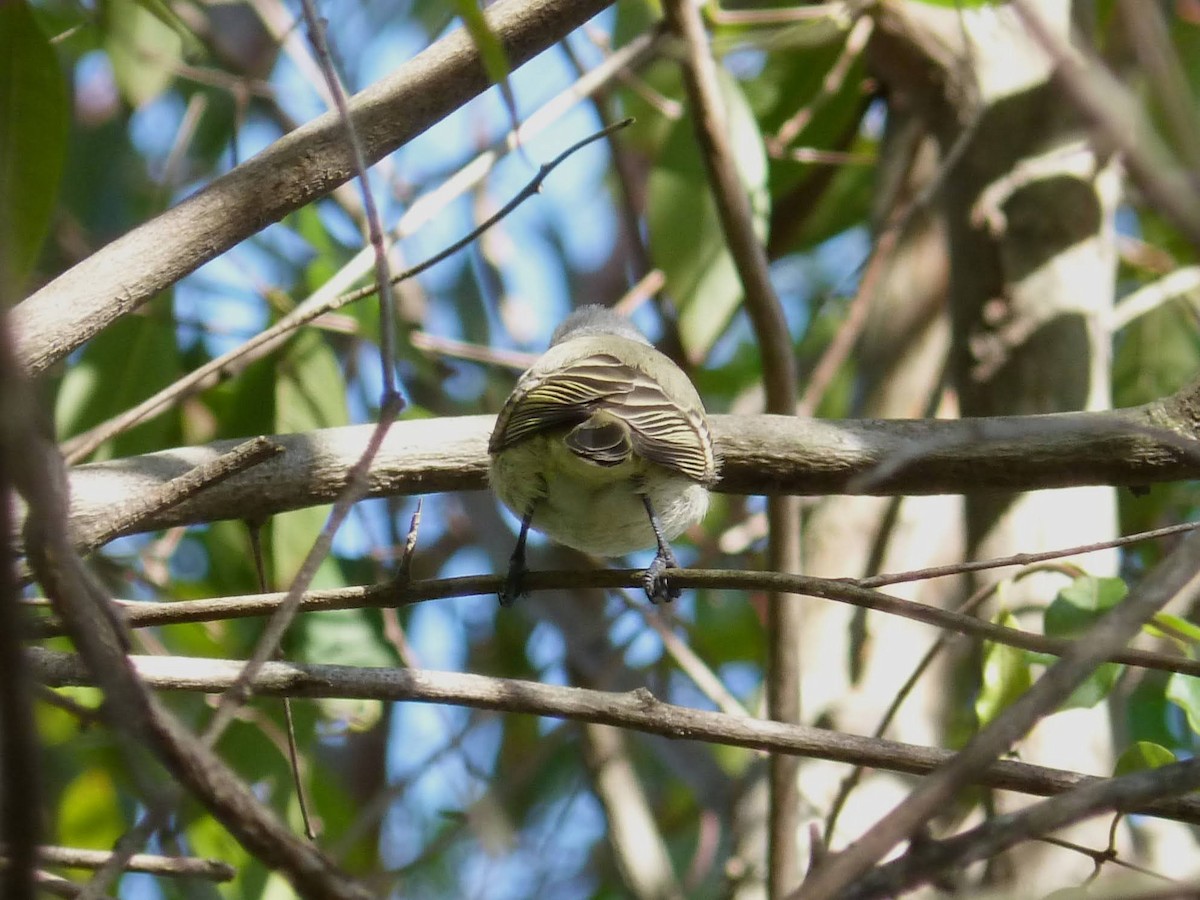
<box><xmin>1040</xmin><ymin>576</ymin><xmax>1127</xmax><ymax>709</ymax></box>
<box><xmin>1166</xmin><ymin>671</ymin><xmax>1200</xmax><ymax>736</ymax></box>
<box><xmin>976</xmin><ymin>611</ymin><xmax>1032</xmax><ymax>726</ymax></box>
<box><xmin>271</xmin><ymin>329</ymin><xmax>348</xmax><ymax>585</ymax></box>
<box><xmin>1114</xmin><ymin>300</ymin><xmax>1200</xmax><ymax>408</ymax></box>
<box><xmin>53</xmin><ymin>301</ymin><xmax>181</xmax><ymax>459</ymax></box>
<box><xmin>270</xmin><ymin>331</ymin><xmax>391</xmax><ymax>726</ymax></box>
<box><xmin>1146</xmin><ymin>612</ymin><xmax>1200</xmax><ymax>648</ymax></box>
<box><xmin>102</xmin><ymin>0</ymin><xmax>183</xmax><ymax>106</ymax></box>
<box><xmin>1044</xmin><ymin>575</ymin><xmax>1128</xmax><ymax>638</ymax></box>
<box><xmin>1113</xmin><ymin>740</ymin><xmax>1177</xmax><ymax>777</ymax></box>
<box><xmin>0</xmin><ymin>0</ymin><xmax>69</xmax><ymax>294</ymax></box>
<box><xmin>59</xmin><ymin>768</ymin><xmax>124</xmax><ymax>849</ymax></box>
<box><xmin>1061</xmin><ymin>660</ymin><xmax>1123</xmax><ymax>710</ymax></box>
<box><xmin>647</xmin><ymin>69</ymin><xmax>769</xmax><ymax>362</ymax></box>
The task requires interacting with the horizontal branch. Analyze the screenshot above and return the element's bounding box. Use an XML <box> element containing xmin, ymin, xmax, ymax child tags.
<box><xmin>26</xmin><ymin>567</ymin><xmax>1200</xmax><ymax>680</ymax></box>
<box><xmin>28</xmin><ymin>648</ymin><xmax>1200</xmax><ymax>827</ymax></box>
<box><xmin>55</xmin><ymin>396</ymin><xmax>1200</xmax><ymax>539</ymax></box>
<box><xmin>19</xmin><ymin>845</ymin><xmax>235</xmax><ymax>882</ymax></box>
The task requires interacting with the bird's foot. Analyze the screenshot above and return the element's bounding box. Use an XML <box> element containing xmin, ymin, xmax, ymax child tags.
<box><xmin>499</xmin><ymin>557</ymin><xmax>528</xmax><ymax>608</ymax></box>
<box><xmin>643</xmin><ymin>548</ymin><xmax>681</xmax><ymax>604</ymax></box>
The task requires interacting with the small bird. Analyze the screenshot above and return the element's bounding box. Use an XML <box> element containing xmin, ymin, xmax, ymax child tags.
<box><xmin>488</xmin><ymin>305</ymin><xmax>719</xmax><ymax>606</ymax></box>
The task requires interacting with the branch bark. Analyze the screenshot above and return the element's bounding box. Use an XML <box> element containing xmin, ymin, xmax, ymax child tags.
<box><xmin>50</xmin><ymin>395</ymin><xmax>1200</xmax><ymax>541</ymax></box>
<box><xmin>842</xmin><ymin>757</ymin><xmax>1200</xmax><ymax>899</ymax></box>
<box><xmin>28</xmin><ymin>648</ymin><xmax>1200</xmax><ymax>828</ymax></box>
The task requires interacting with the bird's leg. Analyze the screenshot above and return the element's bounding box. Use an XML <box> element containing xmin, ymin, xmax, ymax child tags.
<box><xmin>499</xmin><ymin>507</ymin><xmax>534</xmax><ymax>607</ymax></box>
<box><xmin>640</xmin><ymin>495</ymin><xmax>681</xmax><ymax>604</ymax></box>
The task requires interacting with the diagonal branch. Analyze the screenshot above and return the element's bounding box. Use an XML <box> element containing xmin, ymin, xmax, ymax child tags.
<box><xmin>12</xmin><ymin>0</ymin><xmax>615</xmax><ymax>377</ymax></box>
<box><xmin>3</xmin><ymin>333</ymin><xmax>370</xmax><ymax>898</ymax></box>
<box><xmin>793</xmin><ymin>526</ymin><xmax>1200</xmax><ymax>899</ymax></box>
<box><xmin>843</xmin><ymin>757</ymin><xmax>1200</xmax><ymax>899</ymax></box>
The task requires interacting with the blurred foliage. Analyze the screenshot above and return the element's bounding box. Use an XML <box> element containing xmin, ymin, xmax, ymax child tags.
<box><xmin>10</xmin><ymin>0</ymin><xmax>1200</xmax><ymax>897</ymax></box>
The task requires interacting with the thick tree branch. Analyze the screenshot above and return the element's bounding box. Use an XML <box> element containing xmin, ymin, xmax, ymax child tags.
<box><xmin>51</xmin><ymin>394</ymin><xmax>1200</xmax><ymax>541</ymax></box>
<box><xmin>11</xmin><ymin>0</ymin><xmax>614</xmax><ymax>377</ymax></box>
<box><xmin>28</xmin><ymin>648</ymin><xmax>1200</xmax><ymax>829</ymax></box>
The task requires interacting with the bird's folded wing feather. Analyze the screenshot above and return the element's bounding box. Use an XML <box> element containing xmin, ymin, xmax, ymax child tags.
<box><xmin>490</xmin><ymin>353</ymin><xmax>714</xmax><ymax>483</ymax></box>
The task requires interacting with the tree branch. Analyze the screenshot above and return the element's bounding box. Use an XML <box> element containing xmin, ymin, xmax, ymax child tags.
<box><xmin>51</xmin><ymin>395</ymin><xmax>1200</xmax><ymax>541</ymax></box>
<box><xmin>795</xmin><ymin>526</ymin><xmax>1200</xmax><ymax>899</ymax></box>
<box><xmin>658</xmin><ymin>2</ymin><xmax>806</xmax><ymax>893</ymax></box>
<box><xmin>28</xmin><ymin>648</ymin><xmax>1200</xmax><ymax>828</ymax></box>
<box><xmin>842</xmin><ymin>757</ymin><xmax>1200</xmax><ymax>899</ymax></box>
<box><xmin>19</xmin><ymin>846</ymin><xmax>234</xmax><ymax>883</ymax></box>
<box><xmin>28</xmin><ymin>566</ymin><xmax>1200</xmax><ymax>680</ymax></box>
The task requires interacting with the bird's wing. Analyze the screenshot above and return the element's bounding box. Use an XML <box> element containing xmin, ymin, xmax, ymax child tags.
<box><xmin>490</xmin><ymin>353</ymin><xmax>714</xmax><ymax>483</ymax></box>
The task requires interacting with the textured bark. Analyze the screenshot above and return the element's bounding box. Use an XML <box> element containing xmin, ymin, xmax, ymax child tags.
<box><xmin>867</xmin><ymin>0</ymin><xmax>1196</xmax><ymax>891</ymax></box>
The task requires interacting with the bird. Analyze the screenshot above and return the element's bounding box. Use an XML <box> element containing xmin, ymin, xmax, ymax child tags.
<box><xmin>488</xmin><ymin>304</ymin><xmax>719</xmax><ymax>606</ymax></box>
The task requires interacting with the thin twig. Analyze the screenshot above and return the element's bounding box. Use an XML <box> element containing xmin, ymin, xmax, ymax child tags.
<box><xmin>857</xmin><ymin>520</ymin><xmax>1200</xmax><ymax>589</ymax></box>
<box><xmin>29</xmin><ymin>648</ymin><xmax>1200</xmax><ymax>828</ymax></box>
<box><xmin>14</xmin><ymin>0</ymin><xmax>616</xmax><ymax>377</ymax></box>
<box><xmin>72</xmin><ymin>436</ymin><xmax>282</xmax><ymax>557</ymax></box>
<box><xmin>31</xmin><ymin>563</ymin><xmax>1200</xmax><ymax>679</ymax></box>
<box><xmin>23</xmin><ymin>846</ymin><xmax>235</xmax><ymax>881</ymax></box>
<box><xmin>62</xmin><ymin>118</ymin><xmax>634</xmax><ymax>463</ymax></box>
<box><xmin>298</xmin><ymin>2</ymin><xmax>400</xmax><ymax>403</ymax></box>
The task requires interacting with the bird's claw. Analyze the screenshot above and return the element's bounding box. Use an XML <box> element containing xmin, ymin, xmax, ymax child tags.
<box><xmin>643</xmin><ymin>549</ymin><xmax>681</xmax><ymax>604</ymax></box>
<box><xmin>499</xmin><ymin>558</ymin><xmax>528</xmax><ymax>607</ymax></box>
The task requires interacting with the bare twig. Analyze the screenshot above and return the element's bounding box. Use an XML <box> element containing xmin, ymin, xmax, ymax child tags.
<box><xmin>31</xmin><ymin>563</ymin><xmax>1200</xmax><ymax>690</ymax></box>
<box><xmin>24</xmin><ymin>846</ymin><xmax>235</xmax><ymax>881</ymax></box>
<box><xmin>30</xmin><ymin>648</ymin><xmax>1200</xmax><ymax>828</ymax></box>
<box><xmin>857</xmin><ymin>520</ymin><xmax>1200</xmax><ymax>589</ymax></box>
<box><xmin>298</xmin><ymin>2</ymin><xmax>400</xmax><ymax>402</ymax></box>
<box><xmin>71</xmin><ymin>436</ymin><xmax>282</xmax><ymax>557</ymax></box>
<box><xmin>767</xmin><ymin>14</ymin><xmax>872</xmax><ymax>155</ymax></box>
<box><xmin>9</xmin><ymin>348</ymin><xmax>369</xmax><ymax>898</ymax></box>
<box><xmin>1109</xmin><ymin>266</ymin><xmax>1200</xmax><ymax>332</ymax></box>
